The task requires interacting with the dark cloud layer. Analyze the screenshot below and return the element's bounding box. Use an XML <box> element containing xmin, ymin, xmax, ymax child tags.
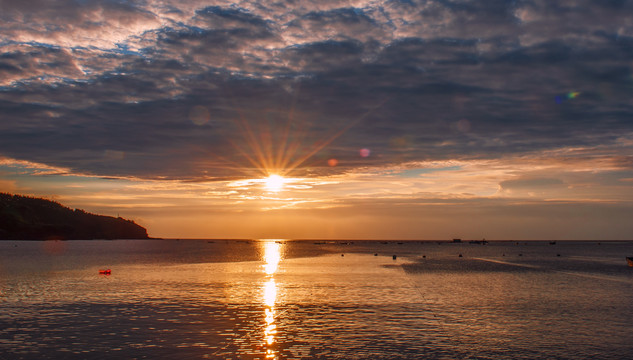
<box><xmin>1</xmin><ymin>0</ymin><xmax>633</xmax><ymax>180</ymax></box>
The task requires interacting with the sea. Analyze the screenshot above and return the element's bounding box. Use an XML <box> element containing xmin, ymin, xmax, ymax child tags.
<box><xmin>0</xmin><ymin>239</ymin><xmax>632</xmax><ymax>359</ymax></box>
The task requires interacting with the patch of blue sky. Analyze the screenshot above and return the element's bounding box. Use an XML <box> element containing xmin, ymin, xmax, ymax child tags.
<box><xmin>0</xmin><ymin>163</ymin><xmax>40</xmax><ymax>175</ymax></box>
<box><xmin>114</xmin><ymin>43</ymin><xmax>143</xmax><ymax>56</ymax></box>
<box><xmin>395</xmin><ymin>166</ymin><xmax>461</xmax><ymax>178</ymax></box>
<box><xmin>0</xmin><ymin>166</ymin><xmax>134</xmax><ymax>195</ymax></box>
<box><xmin>18</xmin><ymin>176</ymin><xmax>131</xmax><ymax>195</ymax></box>
<box><xmin>2</xmin><ymin>40</ymin><xmax>60</xmax><ymax>49</ymax></box>
<box><xmin>1</xmin><ymin>164</ymin><xmax>106</xmax><ymax>184</ymax></box>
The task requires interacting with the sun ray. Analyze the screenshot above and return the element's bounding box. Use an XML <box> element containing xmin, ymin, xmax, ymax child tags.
<box><xmin>219</xmin><ymin>87</ymin><xmax>390</xmax><ymax>185</ymax></box>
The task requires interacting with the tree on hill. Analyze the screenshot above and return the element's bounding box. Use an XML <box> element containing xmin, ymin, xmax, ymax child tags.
<box><xmin>0</xmin><ymin>193</ymin><xmax>148</xmax><ymax>240</ymax></box>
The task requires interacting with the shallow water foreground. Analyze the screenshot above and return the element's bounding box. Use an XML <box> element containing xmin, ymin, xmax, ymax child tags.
<box><xmin>1</xmin><ymin>240</ymin><xmax>632</xmax><ymax>359</ymax></box>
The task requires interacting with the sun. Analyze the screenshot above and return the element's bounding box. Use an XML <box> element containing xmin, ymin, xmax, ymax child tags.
<box><xmin>264</xmin><ymin>174</ymin><xmax>284</xmax><ymax>192</ymax></box>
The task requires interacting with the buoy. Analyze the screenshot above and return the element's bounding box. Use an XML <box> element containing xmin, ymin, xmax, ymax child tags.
<box><xmin>422</xmin><ymin>255</ymin><xmax>426</xmax><ymax>258</ymax></box>
<box><xmin>341</xmin><ymin>254</ymin><xmax>344</xmax><ymax>257</ymax></box>
<box><xmin>374</xmin><ymin>253</ymin><xmax>378</xmax><ymax>256</ymax></box>
<box><xmin>458</xmin><ymin>254</ymin><xmax>463</xmax><ymax>257</ymax></box>
<box><xmin>392</xmin><ymin>255</ymin><xmax>397</xmax><ymax>260</ymax></box>
<box><xmin>99</xmin><ymin>269</ymin><xmax>111</xmax><ymax>275</ymax></box>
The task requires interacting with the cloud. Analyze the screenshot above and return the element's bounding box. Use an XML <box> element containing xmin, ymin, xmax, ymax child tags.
<box><xmin>498</xmin><ymin>177</ymin><xmax>566</xmax><ymax>197</ymax></box>
<box><xmin>281</xmin><ymin>39</ymin><xmax>365</xmax><ymax>71</ymax></box>
<box><xmin>500</xmin><ymin>177</ymin><xmax>565</xmax><ymax>189</ymax></box>
<box><xmin>0</xmin><ymin>45</ymin><xmax>86</xmax><ymax>86</ymax></box>
<box><xmin>194</xmin><ymin>6</ymin><xmax>272</xmax><ymax>30</ymax></box>
<box><xmin>0</xmin><ymin>0</ymin><xmax>161</xmax><ymax>49</ymax></box>
<box><xmin>0</xmin><ymin>0</ymin><xmax>632</xmax><ymax>184</ymax></box>
<box><xmin>285</xmin><ymin>7</ymin><xmax>389</xmax><ymax>45</ymax></box>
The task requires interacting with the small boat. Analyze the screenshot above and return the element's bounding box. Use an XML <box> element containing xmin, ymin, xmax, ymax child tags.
<box><xmin>99</xmin><ymin>269</ymin><xmax>112</xmax><ymax>275</ymax></box>
<box><xmin>626</xmin><ymin>257</ymin><xmax>633</xmax><ymax>267</ymax></box>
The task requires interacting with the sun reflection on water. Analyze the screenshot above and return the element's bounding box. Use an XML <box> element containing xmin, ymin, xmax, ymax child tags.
<box><xmin>263</xmin><ymin>242</ymin><xmax>282</xmax><ymax>275</ymax></box>
<box><xmin>264</xmin><ymin>278</ymin><xmax>277</xmax><ymax>308</ymax></box>
<box><xmin>261</xmin><ymin>241</ymin><xmax>283</xmax><ymax>359</ymax></box>
<box><xmin>264</xmin><ymin>279</ymin><xmax>277</xmax><ymax>348</ymax></box>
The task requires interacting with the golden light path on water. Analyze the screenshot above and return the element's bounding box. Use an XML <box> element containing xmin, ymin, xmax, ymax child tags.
<box><xmin>262</xmin><ymin>241</ymin><xmax>283</xmax><ymax>359</ymax></box>
<box><xmin>263</xmin><ymin>241</ymin><xmax>282</xmax><ymax>275</ymax></box>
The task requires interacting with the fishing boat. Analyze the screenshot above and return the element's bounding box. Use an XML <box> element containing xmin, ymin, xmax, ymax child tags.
<box><xmin>627</xmin><ymin>257</ymin><xmax>633</xmax><ymax>267</ymax></box>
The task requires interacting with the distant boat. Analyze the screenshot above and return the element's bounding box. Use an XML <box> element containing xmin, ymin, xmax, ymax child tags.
<box><xmin>626</xmin><ymin>257</ymin><xmax>633</xmax><ymax>267</ymax></box>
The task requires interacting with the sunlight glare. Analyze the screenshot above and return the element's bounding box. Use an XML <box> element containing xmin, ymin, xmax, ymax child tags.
<box><xmin>264</xmin><ymin>174</ymin><xmax>284</xmax><ymax>192</ymax></box>
<box><xmin>261</xmin><ymin>241</ymin><xmax>281</xmax><ymax>359</ymax></box>
<box><xmin>263</xmin><ymin>242</ymin><xmax>282</xmax><ymax>275</ymax></box>
<box><xmin>264</xmin><ymin>278</ymin><xmax>276</xmax><ymax>307</ymax></box>
<box><xmin>262</xmin><ymin>278</ymin><xmax>278</xmax><ymax>358</ymax></box>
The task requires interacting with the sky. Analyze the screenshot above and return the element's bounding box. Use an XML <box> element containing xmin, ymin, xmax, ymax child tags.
<box><xmin>1</xmin><ymin>0</ymin><xmax>633</xmax><ymax>240</ymax></box>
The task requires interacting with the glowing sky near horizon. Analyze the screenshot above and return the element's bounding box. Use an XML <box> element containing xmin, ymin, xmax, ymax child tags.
<box><xmin>1</xmin><ymin>0</ymin><xmax>633</xmax><ymax>239</ymax></box>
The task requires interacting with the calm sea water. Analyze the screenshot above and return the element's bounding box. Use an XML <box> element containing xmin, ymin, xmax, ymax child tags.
<box><xmin>1</xmin><ymin>240</ymin><xmax>632</xmax><ymax>359</ymax></box>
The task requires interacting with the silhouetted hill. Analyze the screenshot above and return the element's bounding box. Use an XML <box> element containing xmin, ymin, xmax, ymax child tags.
<box><xmin>0</xmin><ymin>193</ymin><xmax>148</xmax><ymax>240</ymax></box>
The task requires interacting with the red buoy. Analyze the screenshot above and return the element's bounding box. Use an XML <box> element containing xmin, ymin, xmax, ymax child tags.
<box><xmin>99</xmin><ymin>269</ymin><xmax>111</xmax><ymax>275</ymax></box>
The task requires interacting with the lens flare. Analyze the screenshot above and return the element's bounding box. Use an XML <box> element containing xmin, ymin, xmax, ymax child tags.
<box><xmin>188</xmin><ymin>105</ymin><xmax>210</xmax><ymax>125</ymax></box>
